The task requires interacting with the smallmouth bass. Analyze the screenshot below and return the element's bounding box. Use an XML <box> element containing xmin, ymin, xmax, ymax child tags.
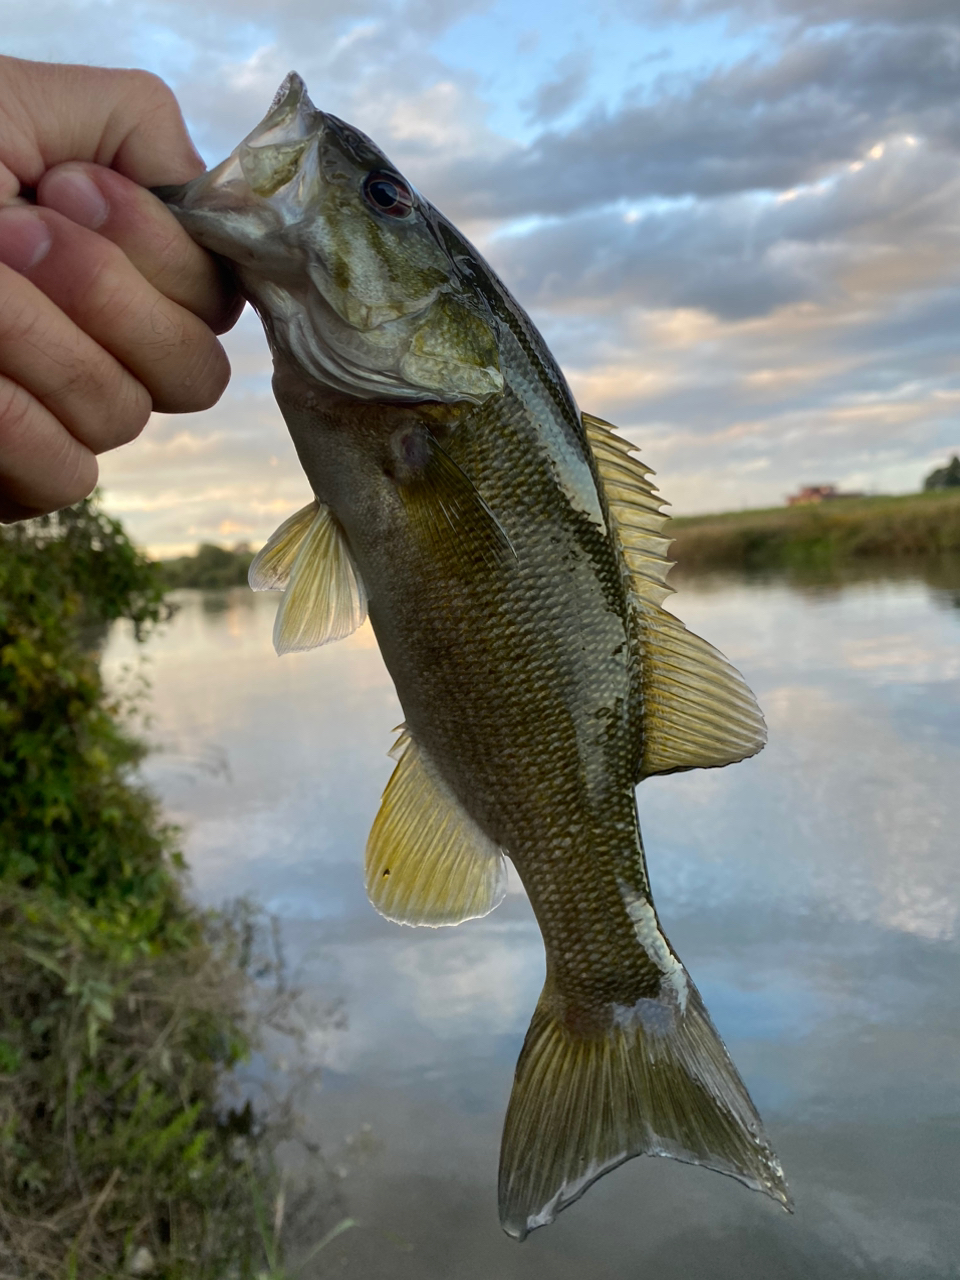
<box><xmin>160</xmin><ymin>74</ymin><xmax>790</xmax><ymax>1238</ymax></box>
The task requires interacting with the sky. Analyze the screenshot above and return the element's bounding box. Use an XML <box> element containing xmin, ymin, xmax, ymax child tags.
<box><xmin>5</xmin><ymin>0</ymin><xmax>960</xmax><ymax>554</ymax></box>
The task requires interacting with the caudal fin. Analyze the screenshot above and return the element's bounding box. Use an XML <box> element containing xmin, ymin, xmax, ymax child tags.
<box><xmin>498</xmin><ymin>977</ymin><xmax>791</xmax><ymax>1240</ymax></box>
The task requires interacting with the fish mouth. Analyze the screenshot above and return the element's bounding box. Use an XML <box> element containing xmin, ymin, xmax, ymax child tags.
<box><xmin>153</xmin><ymin>72</ymin><xmax>322</xmax><ymax>225</ymax></box>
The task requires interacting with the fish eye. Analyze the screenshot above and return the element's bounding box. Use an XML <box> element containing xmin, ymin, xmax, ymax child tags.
<box><xmin>362</xmin><ymin>171</ymin><xmax>414</xmax><ymax>218</ymax></box>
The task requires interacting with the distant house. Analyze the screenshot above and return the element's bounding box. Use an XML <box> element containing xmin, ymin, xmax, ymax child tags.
<box><xmin>923</xmin><ymin>455</ymin><xmax>960</xmax><ymax>491</ymax></box>
<box><xmin>786</xmin><ymin>483</ymin><xmax>863</xmax><ymax>506</ymax></box>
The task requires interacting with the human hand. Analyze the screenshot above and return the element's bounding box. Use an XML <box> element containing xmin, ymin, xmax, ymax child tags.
<box><xmin>0</xmin><ymin>56</ymin><xmax>242</xmax><ymax>522</ymax></box>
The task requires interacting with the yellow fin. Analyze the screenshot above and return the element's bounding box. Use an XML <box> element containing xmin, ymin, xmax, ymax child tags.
<box><xmin>499</xmin><ymin>976</ymin><xmax>791</xmax><ymax>1240</ymax></box>
<box><xmin>272</xmin><ymin>503</ymin><xmax>367</xmax><ymax>655</ymax></box>
<box><xmin>366</xmin><ymin>728</ymin><xmax>507</xmax><ymax>927</ymax></box>
<box><xmin>583</xmin><ymin>412</ymin><xmax>766</xmax><ymax>777</ymax></box>
<box><xmin>639</xmin><ymin>607</ymin><xmax>768</xmax><ymax>777</ymax></box>
<box><xmin>248</xmin><ymin>500</ymin><xmax>320</xmax><ymax>591</ymax></box>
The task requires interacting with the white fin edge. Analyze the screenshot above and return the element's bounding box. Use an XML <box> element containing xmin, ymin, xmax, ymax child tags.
<box><xmin>366</xmin><ymin>728</ymin><xmax>507</xmax><ymax>927</ymax></box>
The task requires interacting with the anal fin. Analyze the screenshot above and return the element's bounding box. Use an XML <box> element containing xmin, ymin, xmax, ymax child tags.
<box><xmin>366</xmin><ymin>728</ymin><xmax>507</xmax><ymax>927</ymax></box>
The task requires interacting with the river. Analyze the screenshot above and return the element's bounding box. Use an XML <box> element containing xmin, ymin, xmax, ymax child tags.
<box><xmin>102</xmin><ymin>560</ymin><xmax>960</xmax><ymax>1279</ymax></box>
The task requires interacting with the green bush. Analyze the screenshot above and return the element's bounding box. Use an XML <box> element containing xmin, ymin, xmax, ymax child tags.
<box><xmin>0</xmin><ymin>499</ymin><xmax>179</xmax><ymax>907</ymax></box>
<box><xmin>0</xmin><ymin>498</ymin><xmax>303</xmax><ymax>1278</ymax></box>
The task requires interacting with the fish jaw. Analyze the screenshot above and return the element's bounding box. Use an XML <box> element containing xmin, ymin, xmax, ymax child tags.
<box><xmin>157</xmin><ymin>73</ymin><xmax>503</xmax><ymax>405</ymax></box>
<box><xmin>156</xmin><ymin>73</ymin><xmax>319</xmax><ymax>270</ymax></box>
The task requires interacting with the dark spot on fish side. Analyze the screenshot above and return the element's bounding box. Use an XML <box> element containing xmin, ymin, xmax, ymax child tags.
<box><xmin>333</xmin><ymin>258</ymin><xmax>351</xmax><ymax>291</ymax></box>
<box><xmin>388</xmin><ymin>425</ymin><xmax>433</xmax><ymax>483</ymax></box>
<box><xmin>383</xmin><ymin>869</ymin><xmax>390</xmax><ymax>878</ymax></box>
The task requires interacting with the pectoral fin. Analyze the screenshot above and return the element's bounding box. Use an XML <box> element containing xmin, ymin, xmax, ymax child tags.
<box><xmin>248</xmin><ymin>500</ymin><xmax>320</xmax><ymax>591</ymax></box>
<box><xmin>366</xmin><ymin>728</ymin><xmax>507</xmax><ymax>926</ymax></box>
<box><xmin>391</xmin><ymin>425</ymin><xmax>515</xmax><ymax>573</ymax></box>
<box><xmin>264</xmin><ymin>503</ymin><xmax>367</xmax><ymax>655</ymax></box>
<box><xmin>583</xmin><ymin>412</ymin><xmax>766</xmax><ymax>776</ymax></box>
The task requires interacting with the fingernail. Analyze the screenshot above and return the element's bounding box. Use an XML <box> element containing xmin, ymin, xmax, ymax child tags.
<box><xmin>0</xmin><ymin>207</ymin><xmax>53</xmax><ymax>272</ymax></box>
<box><xmin>41</xmin><ymin>167</ymin><xmax>109</xmax><ymax>231</ymax></box>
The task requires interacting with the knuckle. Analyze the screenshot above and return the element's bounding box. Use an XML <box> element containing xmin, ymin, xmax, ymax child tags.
<box><xmin>82</xmin><ymin>243</ymin><xmax>134</xmax><ymax>316</ymax></box>
<box><xmin>109</xmin><ymin>381</ymin><xmax>152</xmax><ymax>446</ymax></box>
<box><xmin>152</xmin><ymin>334</ymin><xmax>230</xmax><ymax>413</ymax></box>
<box><xmin>0</xmin><ymin>285</ymin><xmax>41</xmax><ymax>349</ymax></box>
<box><xmin>0</xmin><ymin>378</ymin><xmax>33</xmax><ymax>444</ymax></box>
<box><xmin>57</xmin><ymin>365</ymin><xmax>150</xmax><ymax>451</ymax></box>
<box><xmin>119</xmin><ymin>68</ymin><xmax>177</xmax><ymax>112</ymax></box>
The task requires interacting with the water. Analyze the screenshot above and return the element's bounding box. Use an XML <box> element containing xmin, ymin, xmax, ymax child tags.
<box><xmin>102</xmin><ymin>563</ymin><xmax>960</xmax><ymax>1278</ymax></box>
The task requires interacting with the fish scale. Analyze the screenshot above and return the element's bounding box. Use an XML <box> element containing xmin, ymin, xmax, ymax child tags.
<box><xmin>160</xmin><ymin>70</ymin><xmax>789</xmax><ymax>1241</ymax></box>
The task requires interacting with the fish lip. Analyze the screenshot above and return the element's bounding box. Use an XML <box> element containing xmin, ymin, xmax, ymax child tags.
<box><xmin>150</xmin><ymin>182</ymin><xmax>188</xmax><ymax>205</ymax></box>
<box><xmin>152</xmin><ymin>70</ymin><xmax>322</xmax><ymax>214</ymax></box>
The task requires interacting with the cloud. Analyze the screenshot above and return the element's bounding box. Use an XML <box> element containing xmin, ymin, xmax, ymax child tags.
<box><xmin>425</xmin><ymin>21</ymin><xmax>960</xmax><ymax>219</ymax></box>
<box><xmin>6</xmin><ymin>0</ymin><xmax>960</xmax><ymax>530</ymax></box>
<box><xmin>485</xmin><ymin>134</ymin><xmax>960</xmax><ymax>321</ymax></box>
<box><xmin>523</xmin><ymin>50</ymin><xmax>592</xmax><ymax>124</ymax></box>
<box><xmin>655</xmin><ymin>0</ymin><xmax>960</xmax><ymax>29</ymax></box>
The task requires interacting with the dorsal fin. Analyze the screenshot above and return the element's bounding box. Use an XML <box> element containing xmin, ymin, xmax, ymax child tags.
<box><xmin>583</xmin><ymin>412</ymin><xmax>766</xmax><ymax>778</ymax></box>
<box><xmin>250</xmin><ymin>501</ymin><xmax>368</xmax><ymax>655</ymax></box>
<box><xmin>366</xmin><ymin>728</ymin><xmax>507</xmax><ymax>927</ymax></box>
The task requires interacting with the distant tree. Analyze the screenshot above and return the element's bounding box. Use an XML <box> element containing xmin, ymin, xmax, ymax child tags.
<box><xmin>160</xmin><ymin>542</ymin><xmax>255</xmax><ymax>589</ymax></box>
<box><xmin>923</xmin><ymin>455</ymin><xmax>960</xmax><ymax>491</ymax></box>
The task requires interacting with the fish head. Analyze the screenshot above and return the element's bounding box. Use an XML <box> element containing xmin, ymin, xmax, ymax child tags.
<box><xmin>161</xmin><ymin>73</ymin><xmax>503</xmax><ymax>404</ymax></box>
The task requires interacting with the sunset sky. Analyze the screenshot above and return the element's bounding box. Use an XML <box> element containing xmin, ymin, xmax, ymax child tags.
<box><xmin>6</xmin><ymin>0</ymin><xmax>960</xmax><ymax>555</ymax></box>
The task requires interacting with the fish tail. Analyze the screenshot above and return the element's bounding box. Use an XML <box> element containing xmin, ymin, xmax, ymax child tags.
<box><xmin>498</xmin><ymin>973</ymin><xmax>791</xmax><ymax>1240</ymax></box>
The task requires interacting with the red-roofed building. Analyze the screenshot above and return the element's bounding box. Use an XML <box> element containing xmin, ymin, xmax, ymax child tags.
<box><xmin>786</xmin><ymin>484</ymin><xmax>863</xmax><ymax>506</ymax></box>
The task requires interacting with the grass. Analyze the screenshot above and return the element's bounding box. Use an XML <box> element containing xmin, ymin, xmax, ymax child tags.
<box><xmin>0</xmin><ymin>891</ymin><xmax>259</xmax><ymax>1278</ymax></box>
<box><xmin>668</xmin><ymin>488</ymin><xmax>960</xmax><ymax>572</ymax></box>
<box><xmin>0</xmin><ymin>500</ymin><xmax>352</xmax><ymax>1278</ymax></box>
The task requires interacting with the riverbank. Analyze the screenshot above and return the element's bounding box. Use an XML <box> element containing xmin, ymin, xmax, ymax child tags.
<box><xmin>0</xmin><ymin>502</ymin><xmax>312</xmax><ymax>1279</ymax></box>
<box><xmin>668</xmin><ymin>489</ymin><xmax>960</xmax><ymax>571</ymax></box>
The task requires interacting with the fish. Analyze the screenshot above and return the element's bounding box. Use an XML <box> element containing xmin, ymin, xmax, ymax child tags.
<box><xmin>158</xmin><ymin>73</ymin><xmax>791</xmax><ymax>1239</ymax></box>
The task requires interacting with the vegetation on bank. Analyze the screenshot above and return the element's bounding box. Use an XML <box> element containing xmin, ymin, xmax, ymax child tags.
<box><xmin>924</xmin><ymin>454</ymin><xmax>960</xmax><ymax>491</ymax></box>
<box><xmin>668</xmin><ymin>488</ymin><xmax>960</xmax><ymax>572</ymax></box>
<box><xmin>159</xmin><ymin>544</ymin><xmax>254</xmax><ymax>591</ymax></box>
<box><xmin>0</xmin><ymin>500</ymin><xmax>298</xmax><ymax>1279</ymax></box>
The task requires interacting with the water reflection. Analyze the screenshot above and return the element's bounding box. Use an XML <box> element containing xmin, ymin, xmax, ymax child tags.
<box><xmin>102</xmin><ymin>562</ymin><xmax>960</xmax><ymax>1277</ymax></box>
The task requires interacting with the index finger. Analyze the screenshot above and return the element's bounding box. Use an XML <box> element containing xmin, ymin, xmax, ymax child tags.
<box><xmin>37</xmin><ymin>163</ymin><xmax>242</xmax><ymax>334</ymax></box>
<box><xmin>0</xmin><ymin>55</ymin><xmax>205</xmax><ymax>200</ymax></box>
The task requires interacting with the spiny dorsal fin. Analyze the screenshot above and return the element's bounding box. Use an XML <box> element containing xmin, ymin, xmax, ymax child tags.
<box><xmin>248</xmin><ymin>499</ymin><xmax>320</xmax><ymax>591</ymax></box>
<box><xmin>262</xmin><ymin>503</ymin><xmax>367</xmax><ymax>655</ymax></box>
<box><xmin>366</xmin><ymin>727</ymin><xmax>507</xmax><ymax>927</ymax></box>
<box><xmin>582</xmin><ymin>412</ymin><xmax>766</xmax><ymax>778</ymax></box>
